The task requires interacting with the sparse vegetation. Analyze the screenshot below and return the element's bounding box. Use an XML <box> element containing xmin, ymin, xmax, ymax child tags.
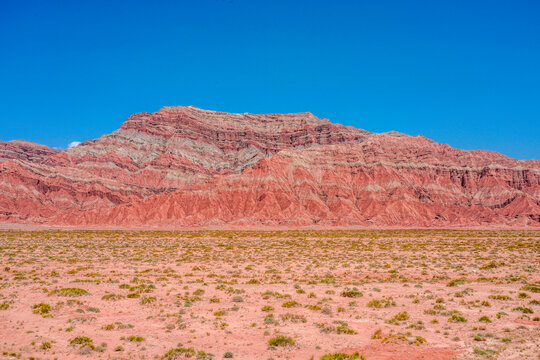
<box><xmin>32</xmin><ymin>303</ymin><xmax>51</xmax><ymax>317</ymax></box>
<box><xmin>268</xmin><ymin>334</ymin><xmax>295</xmax><ymax>347</ymax></box>
<box><xmin>320</xmin><ymin>352</ymin><xmax>364</xmax><ymax>360</ymax></box>
<box><xmin>50</xmin><ymin>288</ymin><xmax>89</xmax><ymax>297</ymax></box>
<box><xmin>0</xmin><ymin>229</ymin><xmax>537</xmax><ymax>359</ymax></box>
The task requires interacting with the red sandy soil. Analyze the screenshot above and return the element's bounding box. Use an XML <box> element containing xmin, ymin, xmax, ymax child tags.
<box><xmin>0</xmin><ymin>230</ymin><xmax>538</xmax><ymax>360</ymax></box>
<box><xmin>342</xmin><ymin>342</ymin><xmax>460</xmax><ymax>360</ymax></box>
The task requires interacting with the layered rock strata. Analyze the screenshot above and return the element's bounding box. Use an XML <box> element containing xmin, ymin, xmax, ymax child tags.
<box><xmin>1</xmin><ymin>106</ymin><xmax>538</xmax><ymax>227</ymax></box>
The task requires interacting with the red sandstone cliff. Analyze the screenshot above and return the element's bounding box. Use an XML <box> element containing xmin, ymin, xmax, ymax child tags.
<box><xmin>0</xmin><ymin>106</ymin><xmax>538</xmax><ymax>227</ymax></box>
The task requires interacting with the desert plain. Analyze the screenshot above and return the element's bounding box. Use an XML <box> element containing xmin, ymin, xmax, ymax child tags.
<box><xmin>0</xmin><ymin>230</ymin><xmax>538</xmax><ymax>360</ymax></box>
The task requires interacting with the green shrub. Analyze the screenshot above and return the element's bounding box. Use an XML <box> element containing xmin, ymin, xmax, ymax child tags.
<box><xmin>50</xmin><ymin>288</ymin><xmax>89</xmax><ymax>297</ymax></box>
<box><xmin>496</xmin><ymin>312</ymin><xmax>508</xmax><ymax>319</ymax></box>
<box><xmin>140</xmin><ymin>296</ymin><xmax>157</xmax><ymax>305</ymax></box>
<box><xmin>478</xmin><ymin>316</ymin><xmax>491</xmax><ymax>323</ymax></box>
<box><xmin>513</xmin><ymin>306</ymin><xmax>533</xmax><ymax>314</ymax></box>
<box><xmin>367</xmin><ymin>298</ymin><xmax>395</xmax><ymax>308</ymax></box>
<box><xmin>128</xmin><ymin>336</ymin><xmax>145</xmax><ymax>342</ymax></box>
<box><xmin>393</xmin><ymin>311</ymin><xmax>409</xmax><ymax>321</ymax></box>
<box><xmin>336</xmin><ymin>324</ymin><xmax>357</xmax><ymax>335</ymax></box>
<box><xmin>320</xmin><ymin>352</ymin><xmax>364</xmax><ymax>360</ymax></box>
<box><xmin>32</xmin><ymin>303</ymin><xmax>51</xmax><ymax>317</ymax></box>
<box><xmin>70</xmin><ymin>336</ymin><xmax>94</xmax><ymax>349</ymax></box>
<box><xmin>480</xmin><ymin>261</ymin><xmax>504</xmax><ymax>270</ymax></box>
<box><xmin>102</xmin><ymin>293</ymin><xmax>125</xmax><ymax>301</ymax></box>
<box><xmin>521</xmin><ymin>283</ymin><xmax>540</xmax><ymax>293</ymax></box>
<box><xmin>282</xmin><ymin>300</ymin><xmax>301</xmax><ymax>308</ymax></box>
<box><xmin>268</xmin><ymin>335</ymin><xmax>295</xmax><ymax>347</ymax></box>
<box><xmin>280</xmin><ymin>313</ymin><xmax>306</xmax><ymax>323</ymax></box>
<box><xmin>340</xmin><ymin>289</ymin><xmax>363</xmax><ymax>298</ymax></box>
<box><xmin>264</xmin><ymin>314</ymin><xmax>275</xmax><ymax>324</ymax></box>
<box><xmin>448</xmin><ymin>314</ymin><xmax>467</xmax><ymax>323</ymax></box>
<box><xmin>447</xmin><ymin>279</ymin><xmax>465</xmax><ymax>287</ymax></box>
<box><xmin>161</xmin><ymin>347</ymin><xmax>196</xmax><ymax>359</ymax></box>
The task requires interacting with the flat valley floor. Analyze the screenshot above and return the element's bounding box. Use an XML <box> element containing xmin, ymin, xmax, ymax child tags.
<box><xmin>0</xmin><ymin>230</ymin><xmax>538</xmax><ymax>360</ymax></box>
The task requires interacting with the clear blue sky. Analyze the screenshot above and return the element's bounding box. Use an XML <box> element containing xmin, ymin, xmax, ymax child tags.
<box><xmin>1</xmin><ymin>0</ymin><xmax>539</xmax><ymax>159</ymax></box>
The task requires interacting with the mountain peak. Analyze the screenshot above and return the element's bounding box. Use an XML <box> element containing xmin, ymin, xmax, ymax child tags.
<box><xmin>71</xmin><ymin>105</ymin><xmax>369</xmax><ymax>173</ymax></box>
<box><xmin>155</xmin><ymin>105</ymin><xmax>330</xmax><ymax>130</ymax></box>
<box><xmin>1</xmin><ymin>106</ymin><xmax>538</xmax><ymax>228</ymax></box>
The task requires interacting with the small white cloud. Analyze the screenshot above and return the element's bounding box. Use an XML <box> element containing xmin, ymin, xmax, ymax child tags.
<box><xmin>68</xmin><ymin>141</ymin><xmax>82</xmax><ymax>148</ymax></box>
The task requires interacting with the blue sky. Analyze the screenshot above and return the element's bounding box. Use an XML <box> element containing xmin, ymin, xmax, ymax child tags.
<box><xmin>1</xmin><ymin>0</ymin><xmax>539</xmax><ymax>159</ymax></box>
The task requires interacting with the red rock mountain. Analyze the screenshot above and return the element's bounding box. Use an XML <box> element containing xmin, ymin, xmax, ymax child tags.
<box><xmin>1</xmin><ymin>106</ymin><xmax>539</xmax><ymax>227</ymax></box>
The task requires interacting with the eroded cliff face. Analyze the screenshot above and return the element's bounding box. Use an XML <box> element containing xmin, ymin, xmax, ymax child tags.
<box><xmin>67</xmin><ymin>106</ymin><xmax>369</xmax><ymax>173</ymax></box>
<box><xmin>0</xmin><ymin>106</ymin><xmax>538</xmax><ymax>227</ymax></box>
<box><xmin>0</xmin><ymin>140</ymin><xmax>59</xmax><ymax>162</ymax></box>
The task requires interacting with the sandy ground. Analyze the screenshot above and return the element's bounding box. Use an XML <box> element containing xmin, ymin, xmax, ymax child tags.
<box><xmin>0</xmin><ymin>230</ymin><xmax>538</xmax><ymax>360</ymax></box>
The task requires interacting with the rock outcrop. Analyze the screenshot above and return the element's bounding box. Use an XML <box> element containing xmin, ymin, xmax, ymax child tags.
<box><xmin>1</xmin><ymin>106</ymin><xmax>538</xmax><ymax>227</ymax></box>
<box><xmin>0</xmin><ymin>140</ymin><xmax>59</xmax><ymax>162</ymax></box>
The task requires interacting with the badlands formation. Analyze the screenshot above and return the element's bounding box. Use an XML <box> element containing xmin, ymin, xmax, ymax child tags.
<box><xmin>0</xmin><ymin>106</ymin><xmax>539</xmax><ymax>228</ymax></box>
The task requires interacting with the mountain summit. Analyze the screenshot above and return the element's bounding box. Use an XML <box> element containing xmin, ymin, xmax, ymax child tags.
<box><xmin>1</xmin><ymin>106</ymin><xmax>538</xmax><ymax>227</ymax></box>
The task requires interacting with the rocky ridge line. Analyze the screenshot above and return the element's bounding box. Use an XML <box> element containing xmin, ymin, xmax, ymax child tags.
<box><xmin>0</xmin><ymin>106</ymin><xmax>538</xmax><ymax>227</ymax></box>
